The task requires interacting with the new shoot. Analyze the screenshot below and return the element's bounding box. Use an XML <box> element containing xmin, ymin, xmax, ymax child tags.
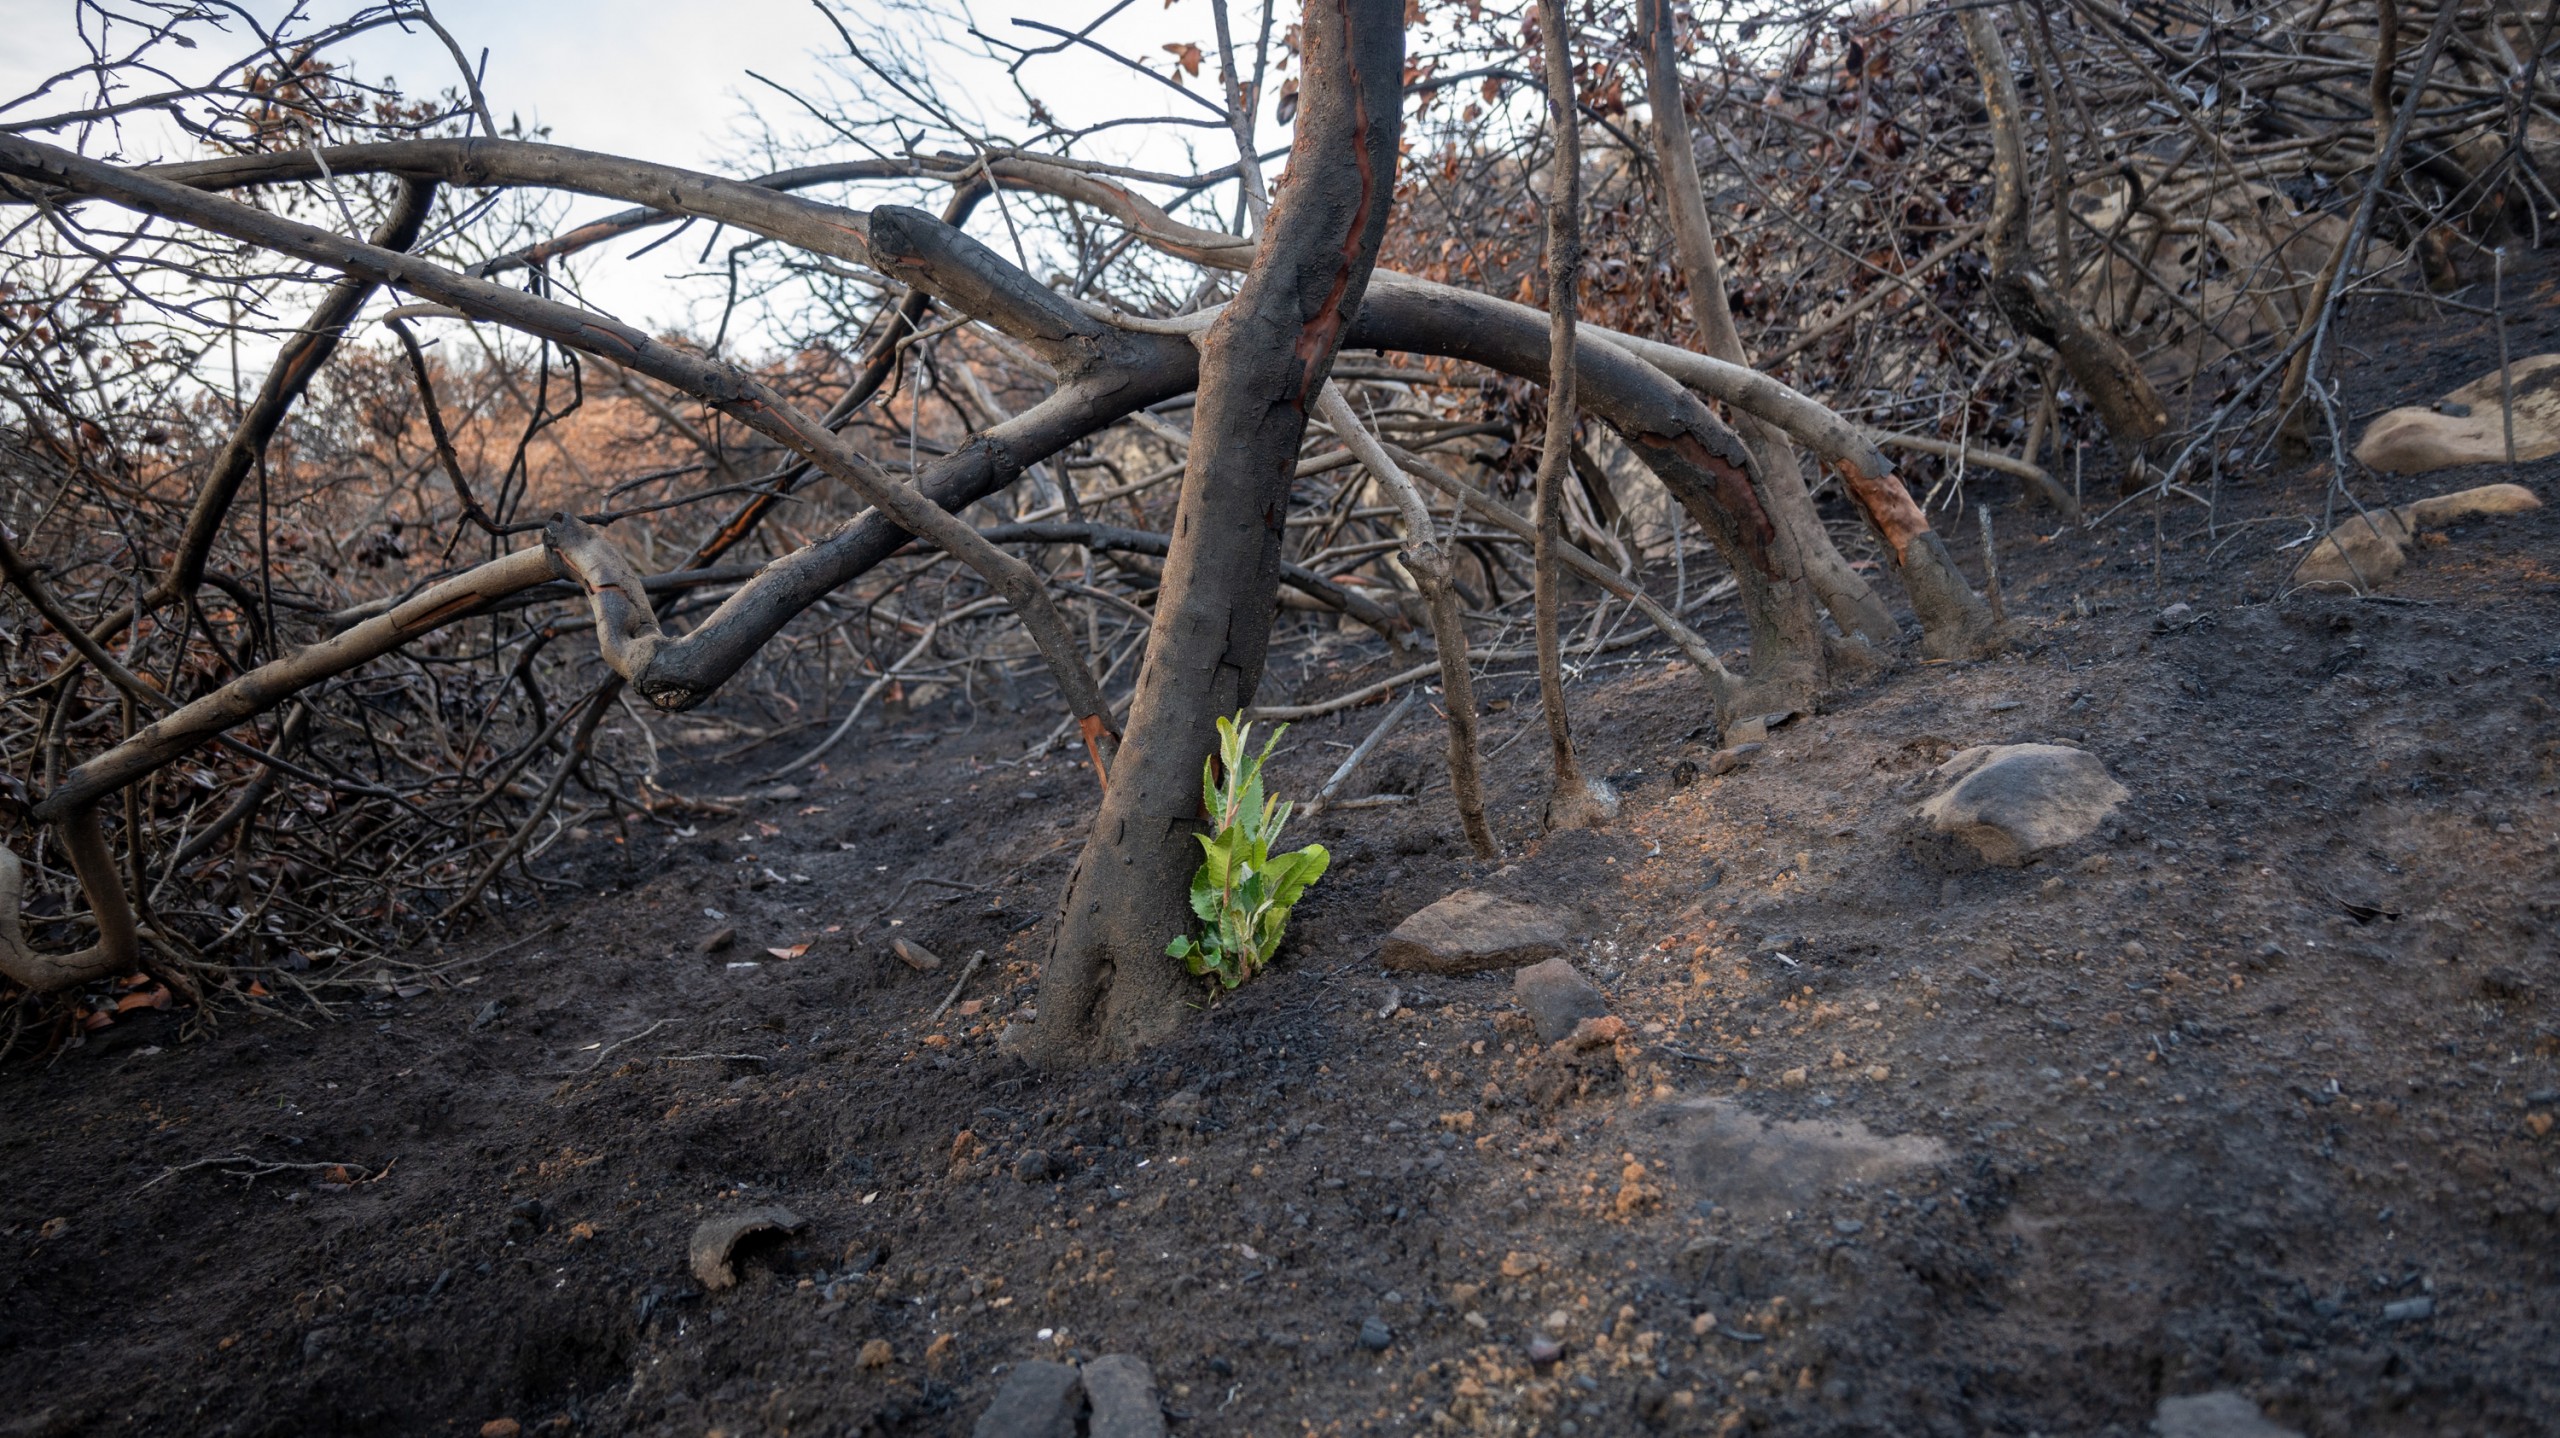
<box><xmin>1166</xmin><ymin>715</ymin><xmax>1331</xmax><ymax>989</ymax></box>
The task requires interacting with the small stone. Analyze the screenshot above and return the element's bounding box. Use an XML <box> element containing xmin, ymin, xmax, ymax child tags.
<box><xmin>1780</xmin><ymin>1067</ymin><xmax>1809</xmax><ymax>1088</ymax></box>
<box><xmin>857</xmin><ymin>1338</ymin><xmax>895</xmax><ymax>1369</ymax></box>
<box><xmin>2122</xmin><ymin>940</ymin><xmax>2149</xmax><ymax>962</ymax></box>
<box><xmin>695</xmin><ymin>926</ymin><xmax>735</xmax><ymax>954</ymax></box>
<box><xmin>972</xmin><ymin>1359</ymin><xmax>1084</xmax><ymax>1438</ymax></box>
<box><xmin>506</xmin><ymin>1197</ymin><xmax>546</xmax><ymax>1236</ymax></box>
<box><xmin>1512</xmin><ymin>958</ymin><xmax>1609</xmax><ymax>1044</ymax></box>
<box><xmin>2479</xmin><ymin>968</ymin><xmax>2534</xmax><ymax>1003</ymax></box>
<box><xmin>1698</xmin><ymin>861</ymin><xmax>1724</xmax><ymax>890</ymax></box>
<box><xmin>891</xmin><ymin>937</ymin><xmax>944</xmax><ymax>972</ymax></box>
<box><xmin>2382</xmin><ymin>1296</ymin><xmax>2435</xmax><ymax>1323</ymax></box>
<box><xmin>1013</xmin><ymin>1149</ymin><xmax>1056</xmax><ymax>1183</ymax></box>
<box><xmin>1382</xmin><ymin>890</ymin><xmax>1574</xmax><ymax>974</ymax></box>
<box><xmin>1359</xmin><ymin>1316</ymin><xmax>1392</xmax><ymax>1351</ymax></box>
<box><xmin>2153</xmin><ymin>602</ymin><xmax>2195</xmax><ymax>631</ymax></box>
<box><xmin>924</xmin><ymin>1332</ymin><xmax>957</xmax><ymax>1369</ymax></box>
<box><xmin>1543</xmin><ymin>1309</ymin><xmax>1573</xmax><ymax>1334</ymax></box>
<box><xmin>1723</xmin><ymin>716</ymin><xmax>1770</xmax><ymax>746</ymax></box>
<box><xmin>1526</xmin><ymin>1335</ymin><xmax>1564</xmax><ymax>1364</ymax></box>
<box><xmin>2154</xmin><ymin>1391</ymin><xmax>2304</xmax><ymax>1438</ymax></box>
<box><xmin>1084</xmin><ymin>1353</ymin><xmax>1166</xmax><ymax>1438</ymax></box>
<box><xmin>1831</xmin><ymin>1218</ymin><xmax>1865</xmax><ymax>1236</ymax></box>
<box><xmin>1709</xmin><ymin>743</ymin><xmax>1764</xmax><ymax>776</ymax></box>
<box><xmin>480</xmin><ymin>1422</ymin><xmax>522</xmax><ymax>1438</ymax></box>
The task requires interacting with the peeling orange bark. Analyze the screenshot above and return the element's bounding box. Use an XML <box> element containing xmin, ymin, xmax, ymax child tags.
<box><xmin>1290</xmin><ymin>0</ymin><xmax>1381</xmax><ymax>388</ymax></box>
<box><xmin>1839</xmin><ymin>465</ymin><xmax>1932</xmax><ymax>565</ymax></box>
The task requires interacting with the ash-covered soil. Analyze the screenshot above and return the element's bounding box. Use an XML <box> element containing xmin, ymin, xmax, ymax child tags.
<box><xmin>5</xmin><ymin>283</ymin><xmax>2558</xmax><ymax>1438</ymax></box>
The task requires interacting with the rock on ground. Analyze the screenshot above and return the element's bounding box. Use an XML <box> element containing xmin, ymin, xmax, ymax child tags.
<box><xmin>2353</xmin><ymin>353</ymin><xmax>2560</xmax><ymax>472</ymax></box>
<box><xmin>1512</xmin><ymin>958</ymin><xmax>1608</xmax><ymax>1044</ymax></box>
<box><xmin>1381</xmin><ymin>890</ymin><xmax>1571</xmax><ymax>974</ymax></box>
<box><xmin>1081</xmin><ymin>1354</ymin><xmax>1166</xmax><ymax>1438</ymax></box>
<box><xmin>966</xmin><ymin>1354</ymin><xmax>1161</xmax><ymax>1438</ymax></box>
<box><xmin>971</xmin><ymin>1359</ymin><xmax>1084</xmax><ymax>1438</ymax></box>
<box><xmin>1657</xmin><ymin>1099</ymin><xmax>1948</xmax><ymax>1220</ymax></box>
<box><xmin>1915</xmin><ymin>743</ymin><xmax>2127</xmax><ymax>867</ymax></box>
<box><xmin>2291</xmin><ymin>482</ymin><xmax>2541</xmax><ymax>590</ymax></box>
<box><xmin>2154</xmin><ymin>1391</ymin><xmax>2304</xmax><ymax>1438</ymax></box>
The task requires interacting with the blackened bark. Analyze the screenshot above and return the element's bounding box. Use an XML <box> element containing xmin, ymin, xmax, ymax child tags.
<box><xmin>1027</xmin><ymin>0</ymin><xmax>1407</xmax><ymax>1065</ymax></box>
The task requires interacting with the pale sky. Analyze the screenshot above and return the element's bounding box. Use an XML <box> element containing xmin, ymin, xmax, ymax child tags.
<box><xmin>0</xmin><ymin>1</ymin><xmax>1279</xmax><ymax>336</ymax></box>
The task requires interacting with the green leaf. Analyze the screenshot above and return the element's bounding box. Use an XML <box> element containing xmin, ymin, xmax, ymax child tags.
<box><xmin>1193</xmin><ymin>829</ymin><xmax>1235</xmax><ymax>895</ymax></box>
<box><xmin>1165</xmin><ymin>711</ymin><xmax>1330</xmax><ymax>992</ymax></box>
<box><xmin>1265</xmin><ymin>842</ymin><xmax>1331</xmax><ymax>909</ymax></box>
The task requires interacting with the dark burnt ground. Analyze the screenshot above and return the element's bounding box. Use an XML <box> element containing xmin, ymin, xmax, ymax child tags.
<box><xmin>5</xmin><ymin>274</ymin><xmax>2559</xmax><ymax>1438</ymax></box>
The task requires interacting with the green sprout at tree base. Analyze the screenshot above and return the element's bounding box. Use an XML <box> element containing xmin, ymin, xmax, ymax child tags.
<box><xmin>1166</xmin><ymin>714</ymin><xmax>1330</xmax><ymax>989</ymax></box>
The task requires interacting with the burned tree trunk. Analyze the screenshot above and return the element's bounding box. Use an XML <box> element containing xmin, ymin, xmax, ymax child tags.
<box><xmin>1025</xmin><ymin>0</ymin><xmax>1407</xmax><ymax>1065</ymax></box>
<box><xmin>1959</xmin><ymin>6</ymin><xmax>2167</xmax><ymax>446</ymax></box>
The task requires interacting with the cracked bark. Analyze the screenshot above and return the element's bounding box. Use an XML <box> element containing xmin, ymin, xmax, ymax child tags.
<box><xmin>1026</xmin><ymin>0</ymin><xmax>1407</xmax><ymax>1065</ymax></box>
